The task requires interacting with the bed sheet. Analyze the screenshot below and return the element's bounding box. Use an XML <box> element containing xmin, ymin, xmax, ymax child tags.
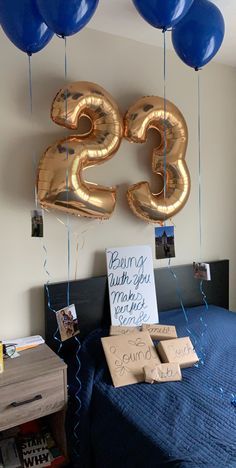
<box><xmin>70</xmin><ymin>305</ymin><xmax>236</xmax><ymax>468</ymax></box>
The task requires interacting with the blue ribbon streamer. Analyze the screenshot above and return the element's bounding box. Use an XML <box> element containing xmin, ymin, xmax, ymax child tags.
<box><xmin>196</xmin><ymin>280</ymin><xmax>209</xmax><ymax>365</ymax></box>
<box><xmin>43</xmin><ymin>242</ymin><xmax>62</xmax><ymax>353</ymax></box>
<box><xmin>28</xmin><ymin>55</ymin><xmax>33</xmax><ymax>115</ymax></box>
<box><xmin>163</xmin><ymin>30</ymin><xmax>167</xmax><ymax>202</ymax></box>
<box><xmin>196</xmin><ymin>72</ymin><xmax>208</xmax><ymax>365</ymax></box>
<box><xmin>28</xmin><ymin>55</ymin><xmax>38</xmax><ymax>208</ymax></box>
<box><xmin>64</xmin><ymin>36</ymin><xmax>68</xmax><ymax>118</ymax></box>
<box><xmin>28</xmin><ymin>51</ymin><xmax>62</xmax><ymax>353</ymax></box>
<box><xmin>198</xmin><ymin>73</ymin><xmax>202</xmax><ymax>251</ymax></box>
<box><xmin>73</xmin><ymin>336</ymin><xmax>82</xmax><ymax>448</ymax></box>
<box><xmin>196</xmin><ymin>73</ymin><xmax>209</xmax><ymax>364</ymax></box>
<box><xmin>168</xmin><ymin>257</ymin><xmax>234</xmax><ymax>406</ymax></box>
<box><xmin>63</xmin><ymin>37</ymin><xmax>82</xmax><ymax>454</ymax></box>
<box><xmin>200</xmin><ymin>279</ymin><xmax>209</xmax><ymax>311</ymax></box>
<box><xmin>197</xmin><ymin>279</ymin><xmax>234</xmax><ymax>404</ymax></box>
<box><xmin>64</xmin><ymin>37</ymin><xmax>71</xmax><ymax>308</ymax></box>
<box><xmin>167</xmin><ymin>258</ymin><xmax>199</xmax><ymax>350</ymax></box>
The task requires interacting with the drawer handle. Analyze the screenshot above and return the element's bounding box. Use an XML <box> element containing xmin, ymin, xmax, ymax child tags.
<box><xmin>10</xmin><ymin>394</ymin><xmax>42</xmax><ymax>407</ymax></box>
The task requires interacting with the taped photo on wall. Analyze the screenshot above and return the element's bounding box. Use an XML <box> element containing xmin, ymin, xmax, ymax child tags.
<box><xmin>155</xmin><ymin>226</ymin><xmax>175</xmax><ymax>260</ymax></box>
<box><xmin>56</xmin><ymin>304</ymin><xmax>80</xmax><ymax>341</ymax></box>
<box><xmin>31</xmin><ymin>209</ymin><xmax>44</xmax><ymax>238</ymax></box>
<box><xmin>193</xmin><ymin>262</ymin><xmax>211</xmax><ymax>281</ymax></box>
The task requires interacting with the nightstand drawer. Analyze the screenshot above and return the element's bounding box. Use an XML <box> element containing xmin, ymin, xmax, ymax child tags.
<box><xmin>0</xmin><ymin>370</ymin><xmax>66</xmax><ymax>431</ymax></box>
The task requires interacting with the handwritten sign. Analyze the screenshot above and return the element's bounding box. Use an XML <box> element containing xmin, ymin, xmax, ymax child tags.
<box><xmin>101</xmin><ymin>331</ymin><xmax>160</xmax><ymax>387</ymax></box>
<box><xmin>106</xmin><ymin>245</ymin><xmax>159</xmax><ymax>326</ymax></box>
<box><xmin>157</xmin><ymin>337</ymin><xmax>199</xmax><ymax>368</ymax></box>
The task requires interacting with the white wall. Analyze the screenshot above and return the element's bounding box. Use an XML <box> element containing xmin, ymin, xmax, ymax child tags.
<box><xmin>0</xmin><ymin>28</ymin><xmax>235</xmax><ymax>339</ymax></box>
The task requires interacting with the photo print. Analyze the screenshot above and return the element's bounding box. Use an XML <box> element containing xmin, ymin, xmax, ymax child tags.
<box><xmin>155</xmin><ymin>226</ymin><xmax>175</xmax><ymax>260</ymax></box>
<box><xmin>31</xmin><ymin>209</ymin><xmax>44</xmax><ymax>238</ymax></box>
<box><xmin>56</xmin><ymin>304</ymin><xmax>80</xmax><ymax>341</ymax></box>
<box><xmin>193</xmin><ymin>262</ymin><xmax>211</xmax><ymax>281</ymax></box>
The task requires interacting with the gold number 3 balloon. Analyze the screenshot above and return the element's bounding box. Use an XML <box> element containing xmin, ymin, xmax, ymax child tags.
<box><xmin>37</xmin><ymin>82</ymin><xmax>123</xmax><ymax>219</ymax></box>
<box><xmin>124</xmin><ymin>96</ymin><xmax>191</xmax><ymax>223</ymax></box>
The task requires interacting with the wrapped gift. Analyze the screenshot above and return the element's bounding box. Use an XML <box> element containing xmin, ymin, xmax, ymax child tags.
<box><xmin>144</xmin><ymin>363</ymin><xmax>182</xmax><ymax>383</ymax></box>
<box><xmin>144</xmin><ymin>366</ymin><xmax>156</xmax><ymax>384</ymax></box>
<box><xmin>157</xmin><ymin>337</ymin><xmax>199</xmax><ymax>368</ymax></box>
<box><xmin>142</xmin><ymin>324</ymin><xmax>177</xmax><ymax>340</ymax></box>
<box><xmin>101</xmin><ymin>331</ymin><xmax>160</xmax><ymax>387</ymax></box>
<box><xmin>110</xmin><ymin>325</ymin><xmax>140</xmax><ymax>336</ymax></box>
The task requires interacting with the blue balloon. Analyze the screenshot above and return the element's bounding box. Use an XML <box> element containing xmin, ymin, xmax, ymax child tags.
<box><xmin>132</xmin><ymin>0</ymin><xmax>194</xmax><ymax>30</ymax></box>
<box><xmin>36</xmin><ymin>0</ymin><xmax>99</xmax><ymax>37</ymax></box>
<box><xmin>0</xmin><ymin>0</ymin><xmax>54</xmax><ymax>55</ymax></box>
<box><xmin>172</xmin><ymin>0</ymin><xmax>225</xmax><ymax>69</ymax></box>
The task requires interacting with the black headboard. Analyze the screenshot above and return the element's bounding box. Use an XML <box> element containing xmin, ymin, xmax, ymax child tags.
<box><xmin>44</xmin><ymin>260</ymin><xmax>229</xmax><ymax>352</ymax></box>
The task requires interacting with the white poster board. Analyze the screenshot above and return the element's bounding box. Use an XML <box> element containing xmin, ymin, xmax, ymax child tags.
<box><xmin>106</xmin><ymin>245</ymin><xmax>159</xmax><ymax>326</ymax></box>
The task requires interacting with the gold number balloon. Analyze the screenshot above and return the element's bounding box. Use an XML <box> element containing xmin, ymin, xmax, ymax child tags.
<box><xmin>37</xmin><ymin>82</ymin><xmax>123</xmax><ymax>219</ymax></box>
<box><xmin>124</xmin><ymin>96</ymin><xmax>191</xmax><ymax>223</ymax></box>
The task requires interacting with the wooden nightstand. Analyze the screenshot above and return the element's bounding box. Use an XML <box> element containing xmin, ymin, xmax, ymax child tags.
<box><xmin>0</xmin><ymin>344</ymin><xmax>67</xmax><ymax>457</ymax></box>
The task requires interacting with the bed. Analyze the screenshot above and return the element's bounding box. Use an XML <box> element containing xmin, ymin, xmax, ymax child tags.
<box><xmin>44</xmin><ymin>260</ymin><xmax>236</xmax><ymax>467</ymax></box>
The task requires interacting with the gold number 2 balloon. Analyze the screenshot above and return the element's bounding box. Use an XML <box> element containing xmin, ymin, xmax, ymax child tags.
<box><xmin>124</xmin><ymin>96</ymin><xmax>191</xmax><ymax>223</ymax></box>
<box><xmin>37</xmin><ymin>82</ymin><xmax>123</xmax><ymax>219</ymax></box>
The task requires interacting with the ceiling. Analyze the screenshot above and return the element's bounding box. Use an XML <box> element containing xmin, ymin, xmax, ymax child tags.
<box><xmin>88</xmin><ymin>0</ymin><xmax>236</xmax><ymax>67</ymax></box>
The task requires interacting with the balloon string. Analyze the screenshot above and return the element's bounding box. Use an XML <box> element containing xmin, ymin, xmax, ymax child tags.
<box><xmin>167</xmin><ymin>258</ymin><xmax>199</xmax><ymax>348</ymax></box>
<box><xmin>200</xmin><ymin>279</ymin><xmax>209</xmax><ymax>311</ymax></box>
<box><xmin>163</xmin><ymin>30</ymin><xmax>167</xmax><ymax>223</ymax></box>
<box><xmin>28</xmin><ymin>55</ymin><xmax>38</xmax><ymax>209</ymax></box>
<box><xmin>67</xmin><ymin>209</ymin><xmax>71</xmax><ymax>308</ymax></box>
<box><xmin>198</xmin><ymin>279</ymin><xmax>234</xmax><ymax>406</ymax></box>
<box><xmin>197</xmin><ymin>73</ymin><xmax>208</xmax><ymax>364</ymax></box>
<box><xmin>28</xmin><ymin>55</ymin><xmax>33</xmax><ymax>115</ymax></box>
<box><xmin>75</xmin><ymin>238</ymin><xmax>80</xmax><ymax>281</ymax></box>
<box><xmin>65</xmin><ymin>167</ymin><xmax>71</xmax><ymax>307</ymax></box>
<box><xmin>64</xmin><ymin>36</ymin><xmax>70</xmax><ymax>307</ymax></box>
<box><xmin>167</xmin><ymin>223</ymin><xmax>204</xmax><ymax>364</ymax></box>
<box><xmin>44</xmin><ymin>207</ymin><xmax>97</xmax><ymax>282</ymax></box>
<box><xmin>63</xmin><ymin>37</ymin><xmax>82</xmax><ymax>455</ymax></box>
<box><xmin>64</xmin><ymin>36</ymin><xmax>67</xmax><ymax>82</ymax></box>
<box><xmin>28</xmin><ymin>60</ymin><xmax>61</xmax><ymax>352</ymax></box>
<box><xmin>73</xmin><ymin>335</ymin><xmax>82</xmax><ymax>450</ymax></box>
<box><xmin>42</xmin><ymin>238</ymin><xmax>62</xmax><ymax>354</ymax></box>
<box><xmin>74</xmin><ymin>218</ymin><xmax>103</xmax><ymax>281</ymax></box>
<box><xmin>198</xmin><ymin>72</ymin><xmax>202</xmax><ymax>258</ymax></box>
<box><xmin>74</xmin><ymin>227</ymin><xmax>89</xmax><ymax>281</ymax></box>
<box><xmin>64</xmin><ymin>36</ymin><xmax>68</xmax><ymax>118</ymax></box>
<box><xmin>196</xmin><ymin>280</ymin><xmax>209</xmax><ymax>365</ymax></box>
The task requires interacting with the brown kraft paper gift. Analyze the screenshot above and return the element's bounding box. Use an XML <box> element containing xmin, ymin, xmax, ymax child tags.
<box><xmin>157</xmin><ymin>337</ymin><xmax>199</xmax><ymax>368</ymax></box>
<box><xmin>110</xmin><ymin>325</ymin><xmax>140</xmax><ymax>336</ymax></box>
<box><xmin>142</xmin><ymin>324</ymin><xmax>177</xmax><ymax>340</ymax></box>
<box><xmin>144</xmin><ymin>363</ymin><xmax>182</xmax><ymax>383</ymax></box>
<box><xmin>101</xmin><ymin>331</ymin><xmax>160</xmax><ymax>388</ymax></box>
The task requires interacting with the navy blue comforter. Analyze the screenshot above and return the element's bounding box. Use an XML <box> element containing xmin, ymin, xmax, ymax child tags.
<box><xmin>70</xmin><ymin>306</ymin><xmax>236</xmax><ymax>468</ymax></box>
